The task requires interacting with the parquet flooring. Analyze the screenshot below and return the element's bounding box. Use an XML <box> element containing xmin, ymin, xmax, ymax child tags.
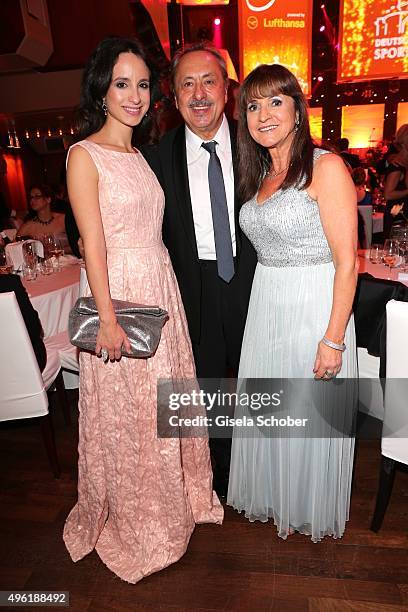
<box><xmin>0</xmin><ymin>393</ymin><xmax>407</xmax><ymax>611</ymax></box>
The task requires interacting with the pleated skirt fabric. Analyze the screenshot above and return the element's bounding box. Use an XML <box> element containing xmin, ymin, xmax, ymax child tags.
<box><xmin>227</xmin><ymin>261</ymin><xmax>357</xmax><ymax>542</ymax></box>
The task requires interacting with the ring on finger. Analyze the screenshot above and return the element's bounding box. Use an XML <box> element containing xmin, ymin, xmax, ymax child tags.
<box><xmin>101</xmin><ymin>348</ymin><xmax>109</xmax><ymax>361</ymax></box>
<box><xmin>324</xmin><ymin>370</ymin><xmax>335</xmax><ymax>378</ymax></box>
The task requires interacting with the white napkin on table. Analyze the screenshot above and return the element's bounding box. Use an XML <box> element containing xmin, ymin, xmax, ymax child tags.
<box><xmin>5</xmin><ymin>240</ymin><xmax>44</xmax><ymax>270</ymax></box>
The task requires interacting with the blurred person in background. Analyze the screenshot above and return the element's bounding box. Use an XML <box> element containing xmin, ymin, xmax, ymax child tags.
<box><xmin>16</xmin><ymin>184</ymin><xmax>66</xmax><ymax>241</ymax></box>
<box><xmin>383</xmin><ymin>124</ymin><xmax>408</xmax><ymax>238</ymax></box>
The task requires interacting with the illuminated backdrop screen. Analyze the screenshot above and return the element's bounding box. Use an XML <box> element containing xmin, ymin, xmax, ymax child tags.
<box><xmin>239</xmin><ymin>0</ymin><xmax>312</xmax><ymax>95</ymax></box>
<box><xmin>338</xmin><ymin>0</ymin><xmax>408</xmax><ymax>82</ymax></box>
<box><xmin>341</xmin><ymin>103</ymin><xmax>385</xmax><ymax>148</ymax></box>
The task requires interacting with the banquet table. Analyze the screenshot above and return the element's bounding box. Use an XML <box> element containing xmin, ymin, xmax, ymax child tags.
<box><xmin>358</xmin><ymin>250</ymin><xmax>408</xmax><ymax>288</ymax></box>
<box><xmin>22</xmin><ymin>262</ymin><xmax>80</xmax><ymax>339</ymax></box>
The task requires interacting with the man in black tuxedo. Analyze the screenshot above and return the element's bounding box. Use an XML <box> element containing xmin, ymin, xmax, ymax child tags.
<box><xmin>143</xmin><ymin>43</ymin><xmax>257</xmax><ymax>496</ymax></box>
<box><xmin>335</xmin><ymin>138</ymin><xmax>360</xmax><ymax>169</ymax></box>
<box><xmin>0</xmin><ymin>273</ymin><xmax>46</xmax><ymax>372</ymax></box>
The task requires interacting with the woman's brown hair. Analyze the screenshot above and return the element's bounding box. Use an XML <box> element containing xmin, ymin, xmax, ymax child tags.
<box><xmin>237</xmin><ymin>64</ymin><xmax>315</xmax><ymax>203</ymax></box>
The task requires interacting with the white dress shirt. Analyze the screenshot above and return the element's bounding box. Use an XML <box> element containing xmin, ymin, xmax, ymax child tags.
<box><xmin>185</xmin><ymin>115</ymin><xmax>236</xmax><ymax>259</ymax></box>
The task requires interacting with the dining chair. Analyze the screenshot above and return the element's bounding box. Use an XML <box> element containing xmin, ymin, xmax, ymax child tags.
<box><xmin>370</xmin><ymin>299</ymin><xmax>408</xmax><ymax>531</ymax></box>
<box><xmin>42</xmin><ymin>264</ymin><xmax>82</xmax><ymax>393</ymax></box>
<box><xmin>45</xmin><ymin>330</ymin><xmax>79</xmax><ymax>395</ymax></box>
<box><xmin>357</xmin><ymin>348</ymin><xmax>383</xmax><ymax>421</ymax></box>
<box><xmin>0</xmin><ymin>292</ymin><xmax>67</xmax><ymax>477</ymax></box>
<box><xmin>358</xmin><ymin>204</ymin><xmax>373</xmax><ymax>249</ymax></box>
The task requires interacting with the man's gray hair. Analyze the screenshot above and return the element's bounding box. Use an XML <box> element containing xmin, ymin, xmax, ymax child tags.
<box><xmin>170</xmin><ymin>42</ymin><xmax>228</xmax><ymax>91</ymax></box>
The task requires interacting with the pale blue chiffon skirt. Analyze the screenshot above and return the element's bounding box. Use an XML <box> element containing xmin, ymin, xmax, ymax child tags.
<box><xmin>227</xmin><ymin>261</ymin><xmax>357</xmax><ymax>542</ymax></box>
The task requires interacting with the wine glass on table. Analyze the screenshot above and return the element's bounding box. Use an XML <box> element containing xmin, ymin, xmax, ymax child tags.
<box><xmin>399</xmin><ymin>239</ymin><xmax>408</xmax><ymax>272</ymax></box>
<box><xmin>47</xmin><ymin>235</ymin><xmax>64</xmax><ymax>271</ymax></box>
<box><xmin>22</xmin><ymin>242</ymin><xmax>38</xmax><ymax>279</ymax></box>
<box><xmin>382</xmin><ymin>239</ymin><xmax>400</xmax><ymax>270</ymax></box>
<box><xmin>369</xmin><ymin>243</ymin><xmax>383</xmax><ymax>264</ymax></box>
<box><xmin>0</xmin><ymin>249</ymin><xmax>13</xmax><ymax>274</ymax></box>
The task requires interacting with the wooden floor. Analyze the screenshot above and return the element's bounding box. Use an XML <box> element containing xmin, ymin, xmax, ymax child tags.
<box><xmin>1</xmin><ymin>393</ymin><xmax>407</xmax><ymax>612</ymax></box>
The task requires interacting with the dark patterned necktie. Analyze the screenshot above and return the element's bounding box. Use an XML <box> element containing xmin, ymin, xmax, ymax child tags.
<box><xmin>201</xmin><ymin>140</ymin><xmax>234</xmax><ymax>283</ymax></box>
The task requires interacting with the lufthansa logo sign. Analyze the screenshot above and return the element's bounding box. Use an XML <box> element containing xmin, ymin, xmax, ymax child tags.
<box><xmin>246</xmin><ymin>0</ymin><xmax>277</xmax><ymax>11</ymax></box>
<box><xmin>247</xmin><ymin>15</ymin><xmax>259</xmax><ymax>29</ymax></box>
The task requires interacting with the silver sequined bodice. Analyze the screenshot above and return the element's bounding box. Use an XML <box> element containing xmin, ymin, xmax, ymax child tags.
<box><xmin>239</xmin><ymin>148</ymin><xmax>332</xmax><ymax>267</ymax></box>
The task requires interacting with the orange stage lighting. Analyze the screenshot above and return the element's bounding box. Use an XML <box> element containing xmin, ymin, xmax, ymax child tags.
<box><xmin>397</xmin><ymin>101</ymin><xmax>408</xmax><ymax>129</ymax></box>
<box><xmin>341</xmin><ymin>103</ymin><xmax>385</xmax><ymax>148</ymax></box>
<box><xmin>3</xmin><ymin>154</ymin><xmax>26</xmax><ymax>214</ymax></box>
<box><xmin>141</xmin><ymin>0</ymin><xmax>170</xmax><ymax>59</ymax></box>
<box><xmin>308</xmin><ymin>107</ymin><xmax>323</xmax><ymax>143</ymax></box>
<box><xmin>177</xmin><ymin>1</ymin><xmax>229</xmax><ymax>4</ymax></box>
<box><xmin>338</xmin><ymin>0</ymin><xmax>408</xmax><ymax>82</ymax></box>
<box><xmin>238</xmin><ymin>0</ymin><xmax>313</xmax><ymax>95</ymax></box>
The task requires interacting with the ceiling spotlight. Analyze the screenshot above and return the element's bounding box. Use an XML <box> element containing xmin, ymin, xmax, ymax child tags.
<box><xmin>317</xmin><ymin>75</ymin><xmax>324</xmax><ymax>82</ymax></box>
<box><xmin>320</xmin><ymin>25</ymin><xmax>325</xmax><ymax>32</ymax></box>
<box><xmin>214</xmin><ymin>17</ymin><xmax>221</xmax><ymax>26</ymax></box>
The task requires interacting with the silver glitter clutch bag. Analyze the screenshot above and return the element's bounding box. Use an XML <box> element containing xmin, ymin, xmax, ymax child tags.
<box><xmin>68</xmin><ymin>297</ymin><xmax>168</xmax><ymax>358</ymax></box>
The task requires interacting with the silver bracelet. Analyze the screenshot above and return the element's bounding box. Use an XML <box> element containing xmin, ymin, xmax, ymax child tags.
<box><xmin>321</xmin><ymin>336</ymin><xmax>346</xmax><ymax>352</ymax></box>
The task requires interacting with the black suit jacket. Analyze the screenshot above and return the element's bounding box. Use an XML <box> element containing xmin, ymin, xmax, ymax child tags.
<box><xmin>142</xmin><ymin>122</ymin><xmax>257</xmax><ymax>344</ymax></box>
<box><xmin>0</xmin><ymin>274</ymin><xmax>47</xmax><ymax>372</ymax></box>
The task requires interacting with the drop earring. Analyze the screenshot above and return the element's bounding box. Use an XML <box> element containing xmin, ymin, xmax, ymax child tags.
<box><xmin>294</xmin><ymin>117</ymin><xmax>300</xmax><ymax>132</ymax></box>
<box><xmin>102</xmin><ymin>100</ymin><xmax>108</xmax><ymax>116</ymax></box>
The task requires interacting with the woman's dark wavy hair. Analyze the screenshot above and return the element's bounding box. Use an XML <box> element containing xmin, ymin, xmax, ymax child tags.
<box><xmin>76</xmin><ymin>36</ymin><xmax>160</xmax><ymax>145</ymax></box>
<box><xmin>237</xmin><ymin>64</ymin><xmax>315</xmax><ymax>203</ymax></box>
<box><xmin>25</xmin><ymin>183</ymin><xmax>55</xmax><ymax>220</ymax></box>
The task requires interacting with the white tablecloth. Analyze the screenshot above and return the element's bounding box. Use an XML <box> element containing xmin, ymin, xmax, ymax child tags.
<box><xmin>358</xmin><ymin>250</ymin><xmax>408</xmax><ymax>287</ymax></box>
<box><xmin>22</xmin><ymin>263</ymin><xmax>80</xmax><ymax>339</ymax></box>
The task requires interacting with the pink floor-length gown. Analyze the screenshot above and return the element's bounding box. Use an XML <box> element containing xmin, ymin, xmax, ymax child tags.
<box><xmin>63</xmin><ymin>140</ymin><xmax>223</xmax><ymax>584</ymax></box>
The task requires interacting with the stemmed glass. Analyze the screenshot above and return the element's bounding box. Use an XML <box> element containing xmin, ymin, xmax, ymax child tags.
<box><xmin>382</xmin><ymin>239</ymin><xmax>400</xmax><ymax>270</ymax></box>
<box><xmin>369</xmin><ymin>244</ymin><xmax>383</xmax><ymax>264</ymax></box>
<box><xmin>42</xmin><ymin>234</ymin><xmax>54</xmax><ymax>259</ymax></box>
<box><xmin>48</xmin><ymin>236</ymin><xmax>63</xmax><ymax>271</ymax></box>
<box><xmin>399</xmin><ymin>239</ymin><xmax>408</xmax><ymax>272</ymax></box>
<box><xmin>0</xmin><ymin>249</ymin><xmax>13</xmax><ymax>274</ymax></box>
<box><xmin>42</xmin><ymin>234</ymin><xmax>63</xmax><ymax>271</ymax></box>
<box><xmin>22</xmin><ymin>242</ymin><xmax>38</xmax><ymax>280</ymax></box>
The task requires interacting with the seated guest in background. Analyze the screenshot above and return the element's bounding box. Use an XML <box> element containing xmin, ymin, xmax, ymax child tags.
<box><xmin>16</xmin><ymin>184</ymin><xmax>66</xmax><ymax>241</ymax></box>
<box><xmin>383</xmin><ymin>124</ymin><xmax>408</xmax><ymax>238</ymax></box>
<box><xmin>352</xmin><ymin>167</ymin><xmax>372</xmax><ymax>205</ymax></box>
<box><xmin>335</xmin><ymin>137</ymin><xmax>360</xmax><ymax>169</ymax></box>
<box><xmin>0</xmin><ymin>273</ymin><xmax>46</xmax><ymax>372</ymax></box>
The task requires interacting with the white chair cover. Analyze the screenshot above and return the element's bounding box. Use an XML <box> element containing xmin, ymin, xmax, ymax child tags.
<box><xmin>357</xmin><ymin>347</ymin><xmax>384</xmax><ymax>421</ymax></box>
<box><xmin>45</xmin><ymin>330</ymin><xmax>79</xmax><ymax>390</ymax></box>
<box><xmin>0</xmin><ymin>292</ymin><xmax>49</xmax><ymax>421</ymax></box>
<box><xmin>382</xmin><ymin>300</ymin><xmax>408</xmax><ymax>464</ymax></box>
<box><xmin>358</xmin><ymin>205</ymin><xmax>373</xmax><ymax>248</ymax></box>
<box><xmin>5</xmin><ymin>239</ymin><xmax>44</xmax><ymax>270</ymax></box>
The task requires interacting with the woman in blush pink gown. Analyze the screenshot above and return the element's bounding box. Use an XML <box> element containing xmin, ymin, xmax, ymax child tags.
<box><xmin>63</xmin><ymin>37</ymin><xmax>223</xmax><ymax>584</ymax></box>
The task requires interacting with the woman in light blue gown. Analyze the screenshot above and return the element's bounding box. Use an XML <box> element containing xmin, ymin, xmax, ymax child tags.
<box><xmin>227</xmin><ymin>64</ymin><xmax>358</xmax><ymax>542</ymax></box>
